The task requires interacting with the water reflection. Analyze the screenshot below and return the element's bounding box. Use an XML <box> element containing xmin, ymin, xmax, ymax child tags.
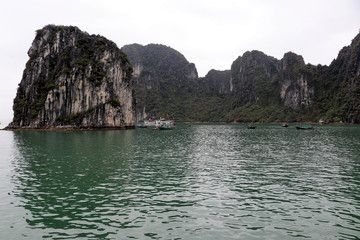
<box><xmin>12</xmin><ymin>130</ymin><xmax>139</xmax><ymax>238</ymax></box>
<box><xmin>11</xmin><ymin>129</ymin><xmax>200</xmax><ymax>239</ymax></box>
<box><xmin>8</xmin><ymin>125</ymin><xmax>360</xmax><ymax>239</ymax></box>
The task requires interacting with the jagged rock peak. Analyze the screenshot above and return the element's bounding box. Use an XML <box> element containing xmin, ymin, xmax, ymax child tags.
<box><xmin>7</xmin><ymin>25</ymin><xmax>135</xmax><ymax>129</ymax></box>
<box><xmin>122</xmin><ymin>43</ymin><xmax>198</xmax><ymax>80</ymax></box>
<box><xmin>238</xmin><ymin>50</ymin><xmax>278</xmax><ymax>65</ymax></box>
<box><xmin>231</xmin><ymin>50</ymin><xmax>279</xmax><ymax>73</ymax></box>
<box><xmin>280</xmin><ymin>52</ymin><xmax>305</xmax><ymax>71</ymax></box>
<box><xmin>203</xmin><ymin>69</ymin><xmax>231</xmax><ymax>95</ymax></box>
<box><xmin>231</xmin><ymin>50</ymin><xmax>279</xmax><ymax>83</ymax></box>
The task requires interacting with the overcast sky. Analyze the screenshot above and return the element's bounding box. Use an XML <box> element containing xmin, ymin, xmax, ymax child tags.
<box><xmin>0</xmin><ymin>0</ymin><xmax>359</xmax><ymax>125</ymax></box>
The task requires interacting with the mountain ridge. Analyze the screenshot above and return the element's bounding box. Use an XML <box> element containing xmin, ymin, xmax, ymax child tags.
<box><xmin>7</xmin><ymin>25</ymin><xmax>360</xmax><ymax>127</ymax></box>
<box><xmin>122</xmin><ymin>32</ymin><xmax>359</xmax><ymax>123</ymax></box>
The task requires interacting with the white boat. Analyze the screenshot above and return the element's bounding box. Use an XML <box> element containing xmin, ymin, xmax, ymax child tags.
<box><xmin>144</xmin><ymin>117</ymin><xmax>174</xmax><ymax>127</ymax></box>
<box><xmin>143</xmin><ymin>120</ymin><xmax>156</xmax><ymax>126</ymax></box>
<box><xmin>157</xmin><ymin>117</ymin><xmax>174</xmax><ymax>127</ymax></box>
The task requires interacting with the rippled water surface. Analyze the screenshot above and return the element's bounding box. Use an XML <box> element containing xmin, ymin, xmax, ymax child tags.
<box><xmin>0</xmin><ymin>124</ymin><xmax>359</xmax><ymax>239</ymax></box>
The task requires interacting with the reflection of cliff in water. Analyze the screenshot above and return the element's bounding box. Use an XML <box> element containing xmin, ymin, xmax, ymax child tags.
<box><xmin>10</xmin><ymin>127</ymin><xmax>199</xmax><ymax>239</ymax></box>
<box><xmin>11</xmin><ymin>130</ymin><xmax>136</xmax><ymax>238</ymax></box>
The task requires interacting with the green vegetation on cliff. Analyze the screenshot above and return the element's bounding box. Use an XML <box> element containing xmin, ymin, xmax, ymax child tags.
<box><xmin>9</xmin><ymin>24</ymin><xmax>135</xmax><ymax>128</ymax></box>
<box><xmin>123</xmin><ymin>33</ymin><xmax>360</xmax><ymax>123</ymax></box>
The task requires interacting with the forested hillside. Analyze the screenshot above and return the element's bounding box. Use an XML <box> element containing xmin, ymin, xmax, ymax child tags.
<box><xmin>122</xmin><ymin>33</ymin><xmax>360</xmax><ymax>123</ymax></box>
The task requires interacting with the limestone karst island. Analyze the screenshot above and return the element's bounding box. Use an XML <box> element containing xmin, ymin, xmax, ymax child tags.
<box><xmin>7</xmin><ymin>25</ymin><xmax>135</xmax><ymax>130</ymax></box>
<box><xmin>6</xmin><ymin>25</ymin><xmax>360</xmax><ymax>129</ymax></box>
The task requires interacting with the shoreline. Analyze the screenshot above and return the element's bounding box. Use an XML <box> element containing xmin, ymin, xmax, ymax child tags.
<box><xmin>2</xmin><ymin>122</ymin><xmax>359</xmax><ymax>131</ymax></box>
<box><xmin>2</xmin><ymin>125</ymin><xmax>135</xmax><ymax>131</ymax></box>
<box><xmin>182</xmin><ymin>121</ymin><xmax>359</xmax><ymax>125</ymax></box>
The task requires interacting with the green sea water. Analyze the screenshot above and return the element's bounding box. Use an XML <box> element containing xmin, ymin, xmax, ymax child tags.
<box><xmin>0</xmin><ymin>124</ymin><xmax>359</xmax><ymax>239</ymax></box>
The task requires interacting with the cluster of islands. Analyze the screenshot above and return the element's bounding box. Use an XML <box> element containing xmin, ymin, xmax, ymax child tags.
<box><xmin>4</xmin><ymin>25</ymin><xmax>360</xmax><ymax>130</ymax></box>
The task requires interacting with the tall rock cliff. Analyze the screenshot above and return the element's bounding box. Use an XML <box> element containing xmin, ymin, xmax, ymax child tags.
<box><xmin>226</xmin><ymin>50</ymin><xmax>319</xmax><ymax>122</ymax></box>
<box><xmin>327</xmin><ymin>33</ymin><xmax>360</xmax><ymax>123</ymax></box>
<box><xmin>8</xmin><ymin>25</ymin><xmax>135</xmax><ymax>129</ymax></box>
<box><xmin>201</xmin><ymin>69</ymin><xmax>231</xmax><ymax>96</ymax></box>
<box><xmin>230</xmin><ymin>50</ymin><xmax>280</xmax><ymax>107</ymax></box>
<box><xmin>121</xmin><ymin>44</ymin><xmax>198</xmax><ymax>120</ymax></box>
<box><xmin>278</xmin><ymin>52</ymin><xmax>314</xmax><ymax>110</ymax></box>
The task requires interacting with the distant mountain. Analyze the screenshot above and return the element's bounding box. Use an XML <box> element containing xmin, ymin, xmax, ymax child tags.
<box><xmin>226</xmin><ymin>50</ymin><xmax>315</xmax><ymax>122</ymax></box>
<box><xmin>122</xmin><ymin>32</ymin><xmax>359</xmax><ymax>123</ymax></box>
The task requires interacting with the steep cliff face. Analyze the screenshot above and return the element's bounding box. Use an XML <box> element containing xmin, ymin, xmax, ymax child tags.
<box><xmin>229</xmin><ymin>50</ymin><xmax>316</xmax><ymax>111</ymax></box>
<box><xmin>201</xmin><ymin>69</ymin><xmax>231</xmax><ymax>96</ymax></box>
<box><xmin>230</xmin><ymin>51</ymin><xmax>279</xmax><ymax>106</ymax></box>
<box><xmin>121</xmin><ymin>44</ymin><xmax>198</xmax><ymax>120</ymax></box>
<box><xmin>324</xmin><ymin>33</ymin><xmax>360</xmax><ymax>123</ymax></box>
<box><xmin>224</xmin><ymin>50</ymin><xmax>320</xmax><ymax>122</ymax></box>
<box><xmin>9</xmin><ymin>25</ymin><xmax>135</xmax><ymax>129</ymax></box>
<box><xmin>278</xmin><ymin>52</ymin><xmax>314</xmax><ymax>110</ymax></box>
<box><xmin>342</xmin><ymin>34</ymin><xmax>360</xmax><ymax>123</ymax></box>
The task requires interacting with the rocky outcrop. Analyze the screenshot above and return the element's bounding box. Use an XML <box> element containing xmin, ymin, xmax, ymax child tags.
<box><xmin>201</xmin><ymin>69</ymin><xmax>231</xmax><ymax>96</ymax></box>
<box><xmin>122</xmin><ymin>43</ymin><xmax>198</xmax><ymax>121</ymax></box>
<box><xmin>228</xmin><ymin>50</ymin><xmax>315</xmax><ymax>110</ymax></box>
<box><xmin>230</xmin><ymin>50</ymin><xmax>279</xmax><ymax>106</ymax></box>
<box><xmin>8</xmin><ymin>25</ymin><xmax>135</xmax><ymax>129</ymax></box>
<box><xmin>342</xmin><ymin>34</ymin><xmax>360</xmax><ymax>123</ymax></box>
<box><xmin>278</xmin><ymin>52</ymin><xmax>314</xmax><ymax>110</ymax></box>
<box><xmin>324</xmin><ymin>33</ymin><xmax>360</xmax><ymax>123</ymax></box>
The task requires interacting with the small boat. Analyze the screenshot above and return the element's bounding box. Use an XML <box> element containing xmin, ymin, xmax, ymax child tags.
<box><xmin>281</xmin><ymin>123</ymin><xmax>289</xmax><ymax>127</ymax></box>
<box><xmin>158</xmin><ymin>123</ymin><xmax>175</xmax><ymax>130</ymax></box>
<box><xmin>319</xmin><ymin>119</ymin><xmax>329</xmax><ymax>124</ymax></box>
<box><xmin>247</xmin><ymin>125</ymin><xmax>256</xmax><ymax>129</ymax></box>
<box><xmin>136</xmin><ymin>122</ymin><xmax>147</xmax><ymax>128</ymax></box>
<box><xmin>156</xmin><ymin>115</ymin><xmax>175</xmax><ymax>130</ymax></box>
<box><xmin>296</xmin><ymin>125</ymin><xmax>313</xmax><ymax>130</ymax></box>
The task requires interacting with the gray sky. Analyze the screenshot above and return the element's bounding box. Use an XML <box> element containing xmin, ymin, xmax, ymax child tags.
<box><xmin>1</xmin><ymin>0</ymin><xmax>359</xmax><ymax>125</ymax></box>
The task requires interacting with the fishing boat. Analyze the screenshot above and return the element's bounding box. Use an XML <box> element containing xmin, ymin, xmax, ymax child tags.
<box><xmin>247</xmin><ymin>124</ymin><xmax>256</xmax><ymax>129</ymax></box>
<box><xmin>281</xmin><ymin>123</ymin><xmax>289</xmax><ymax>127</ymax></box>
<box><xmin>296</xmin><ymin>125</ymin><xmax>313</xmax><ymax>130</ymax></box>
<box><xmin>158</xmin><ymin>123</ymin><xmax>175</xmax><ymax>130</ymax></box>
<box><xmin>156</xmin><ymin>115</ymin><xmax>175</xmax><ymax>130</ymax></box>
